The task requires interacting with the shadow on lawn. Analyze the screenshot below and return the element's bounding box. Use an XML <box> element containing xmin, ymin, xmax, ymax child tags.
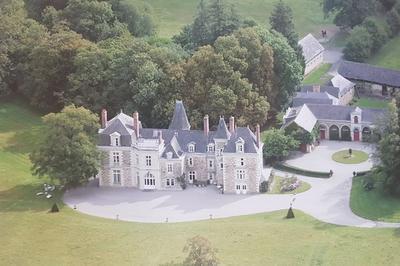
<box><xmin>0</xmin><ymin>183</ymin><xmax>64</xmax><ymax>213</ymax></box>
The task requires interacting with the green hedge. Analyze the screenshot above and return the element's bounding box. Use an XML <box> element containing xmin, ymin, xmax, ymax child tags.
<box><xmin>356</xmin><ymin>170</ymin><xmax>371</xmax><ymax>176</ymax></box>
<box><xmin>273</xmin><ymin>162</ymin><xmax>331</xmax><ymax>178</ymax></box>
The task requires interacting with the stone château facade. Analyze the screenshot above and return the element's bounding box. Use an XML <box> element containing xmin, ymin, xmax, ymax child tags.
<box><xmin>97</xmin><ymin>101</ymin><xmax>264</xmax><ymax>194</ymax></box>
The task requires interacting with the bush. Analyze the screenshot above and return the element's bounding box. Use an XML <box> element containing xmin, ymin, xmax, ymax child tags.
<box><xmin>263</xmin><ymin>129</ymin><xmax>299</xmax><ymax>162</ymax></box>
<box><xmin>273</xmin><ymin>162</ymin><xmax>331</xmax><ymax>178</ymax></box>
<box><xmin>344</xmin><ymin>26</ymin><xmax>373</xmax><ymax>62</ymax></box>
<box><xmin>260</xmin><ymin>180</ymin><xmax>268</xmax><ymax>193</ymax></box>
<box><xmin>280</xmin><ymin>175</ymin><xmax>301</xmax><ymax>192</ymax></box>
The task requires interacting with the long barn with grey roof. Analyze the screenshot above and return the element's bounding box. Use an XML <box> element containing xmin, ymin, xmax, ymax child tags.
<box><xmin>97</xmin><ymin>101</ymin><xmax>264</xmax><ymax>194</ymax></box>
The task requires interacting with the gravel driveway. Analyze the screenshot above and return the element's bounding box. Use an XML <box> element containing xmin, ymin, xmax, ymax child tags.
<box><xmin>64</xmin><ymin>141</ymin><xmax>400</xmax><ymax>228</ymax></box>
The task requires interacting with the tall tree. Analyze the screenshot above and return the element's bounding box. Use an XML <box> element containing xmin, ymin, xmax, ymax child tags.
<box><xmin>323</xmin><ymin>0</ymin><xmax>378</xmax><ymax>28</ymax></box>
<box><xmin>263</xmin><ymin>128</ymin><xmax>299</xmax><ymax>162</ymax></box>
<box><xmin>31</xmin><ymin>105</ymin><xmax>100</xmax><ymax>188</ymax></box>
<box><xmin>343</xmin><ymin>26</ymin><xmax>373</xmax><ymax>62</ymax></box>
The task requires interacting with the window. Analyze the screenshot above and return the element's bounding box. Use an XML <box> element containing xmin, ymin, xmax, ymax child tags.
<box><xmin>188</xmin><ymin>144</ymin><xmax>195</xmax><ymax>152</ymax></box>
<box><xmin>354</xmin><ymin>116</ymin><xmax>359</xmax><ymax>124</ymax></box>
<box><xmin>207</xmin><ymin>145</ymin><xmax>214</xmax><ymax>152</ymax></box>
<box><xmin>166</xmin><ymin>179</ymin><xmax>170</xmax><ymax>186</ymax></box>
<box><xmin>144</xmin><ymin>172</ymin><xmax>155</xmax><ymax>186</ymax></box>
<box><xmin>166</xmin><ymin>178</ymin><xmax>175</xmax><ymax>187</ymax></box>
<box><xmin>115</xmin><ymin>137</ymin><xmax>119</xmax><ymax>146</ymax></box>
<box><xmin>167</xmin><ymin>163</ymin><xmax>173</xmax><ymax>173</ymax></box>
<box><xmin>240</xmin><ymin>158</ymin><xmax>244</xmax><ymax>166</ymax></box>
<box><xmin>112</xmin><ymin>152</ymin><xmax>120</xmax><ymax>164</ymax></box>
<box><xmin>242</xmin><ymin>184</ymin><xmax>247</xmax><ymax>190</ymax></box>
<box><xmin>220</xmin><ymin>163</ymin><xmax>223</xmax><ymax>169</ymax></box>
<box><xmin>171</xmin><ymin>178</ymin><xmax>175</xmax><ymax>186</ymax></box>
<box><xmin>146</xmin><ymin>155</ymin><xmax>152</xmax><ymax>166</ymax></box>
<box><xmin>208</xmin><ymin>173</ymin><xmax>213</xmax><ymax>180</ymax></box>
<box><xmin>189</xmin><ymin>171</ymin><xmax>196</xmax><ymax>181</ymax></box>
<box><xmin>188</xmin><ymin>157</ymin><xmax>193</xmax><ymax>166</ymax></box>
<box><xmin>236</xmin><ymin>169</ymin><xmax>245</xmax><ymax>180</ymax></box>
<box><xmin>208</xmin><ymin>160</ymin><xmax>213</xmax><ymax>169</ymax></box>
<box><xmin>113</xmin><ymin>170</ymin><xmax>121</xmax><ymax>184</ymax></box>
<box><xmin>236</xmin><ymin>184</ymin><xmax>240</xmax><ymax>190</ymax></box>
<box><xmin>237</xmin><ymin>144</ymin><xmax>243</xmax><ymax>152</ymax></box>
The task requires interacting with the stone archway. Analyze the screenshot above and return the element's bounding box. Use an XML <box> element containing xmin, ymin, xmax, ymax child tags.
<box><xmin>329</xmin><ymin>125</ymin><xmax>339</xmax><ymax>140</ymax></box>
<box><xmin>341</xmin><ymin>126</ymin><xmax>351</xmax><ymax>141</ymax></box>
<box><xmin>319</xmin><ymin>124</ymin><xmax>327</xmax><ymax>140</ymax></box>
<box><xmin>362</xmin><ymin>127</ymin><xmax>371</xmax><ymax>142</ymax></box>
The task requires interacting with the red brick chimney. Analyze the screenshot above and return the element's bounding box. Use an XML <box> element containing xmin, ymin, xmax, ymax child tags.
<box><xmin>229</xmin><ymin>116</ymin><xmax>235</xmax><ymax>134</ymax></box>
<box><xmin>313</xmin><ymin>85</ymin><xmax>321</xmax><ymax>93</ymax></box>
<box><xmin>133</xmin><ymin>111</ymin><xmax>140</xmax><ymax>138</ymax></box>
<box><xmin>101</xmin><ymin>109</ymin><xmax>107</xmax><ymax>128</ymax></box>
<box><xmin>256</xmin><ymin>124</ymin><xmax>261</xmax><ymax>148</ymax></box>
<box><xmin>203</xmin><ymin>115</ymin><xmax>209</xmax><ymax>136</ymax></box>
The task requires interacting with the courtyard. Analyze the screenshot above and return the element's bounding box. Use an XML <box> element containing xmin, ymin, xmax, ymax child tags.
<box><xmin>64</xmin><ymin>141</ymin><xmax>400</xmax><ymax>228</ymax></box>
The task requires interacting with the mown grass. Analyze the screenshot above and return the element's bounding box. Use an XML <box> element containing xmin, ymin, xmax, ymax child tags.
<box><xmin>268</xmin><ymin>175</ymin><xmax>311</xmax><ymax>194</ymax></box>
<box><xmin>331</xmin><ymin>150</ymin><xmax>369</xmax><ymax>164</ymax></box>
<box><xmin>367</xmin><ymin>35</ymin><xmax>400</xmax><ymax>70</ymax></box>
<box><xmin>351</xmin><ymin>176</ymin><xmax>400</xmax><ymax>223</ymax></box>
<box><xmin>303</xmin><ymin>63</ymin><xmax>332</xmax><ymax>85</ymax></box>
<box><xmin>134</xmin><ymin>0</ymin><xmax>333</xmax><ymax>37</ymax></box>
<box><xmin>1</xmin><ymin>101</ymin><xmax>400</xmax><ymax>265</ymax></box>
<box><xmin>352</xmin><ymin>97</ymin><xmax>389</xmax><ymax>109</ymax></box>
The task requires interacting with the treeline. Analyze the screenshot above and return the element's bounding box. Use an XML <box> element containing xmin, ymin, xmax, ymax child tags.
<box><xmin>323</xmin><ymin>0</ymin><xmax>400</xmax><ymax>62</ymax></box>
<box><xmin>0</xmin><ymin>0</ymin><xmax>303</xmax><ymax>129</ymax></box>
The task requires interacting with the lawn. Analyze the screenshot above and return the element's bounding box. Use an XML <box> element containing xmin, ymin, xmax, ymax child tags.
<box><xmin>351</xmin><ymin>176</ymin><xmax>400</xmax><ymax>223</ymax></box>
<box><xmin>302</xmin><ymin>63</ymin><xmax>332</xmax><ymax>85</ymax></box>
<box><xmin>332</xmin><ymin>150</ymin><xmax>369</xmax><ymax>164</ymax></box>
<box><xmin>134</xmin><ymin>0</ymin><xmax>333</xmax><ymax>37</ymax></box>
<box><xmin>352</xmin><ymin>97</ymin><xmax>389</xmax><ymax>109</ymax></box>
<box><xmin>367</xmin><ymin>35</ymin><xmax>400</xmax><ymax>70</ymax></box>
<box><xmin>268</xmin><ymin>175</ymin><xmax>311</xmax><ymax>194</ymax></box>
<box><xmin>1</xmin><ymin>101</ymin><xmax>400</xmax><ymax>265</ymax></box>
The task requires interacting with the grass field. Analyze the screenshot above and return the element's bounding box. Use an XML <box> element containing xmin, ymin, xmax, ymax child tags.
<box><xmin>367</xmin><ymin>35</ymin><xmax>400</xmax><ymax>70</ymax></box>
<box><xmin>302</xmin><ymin>63</ymin><xmax>332</xmax><ymax>85</ymax></box>
<box><xmin>351</xmin><ymin>176</ymin><xmax>400</xmax><ymax>223</ymax></box>
<box><xmin>135</xmin><ymin>0</ymin><xmax>333</xmax><ymax>37</ymax></box>
<box><xmin>268</xmin><ymin>175</ymin><xmax>311</xmax><ymax>194</ymax></box>
<box><xmin>352</xmin><ymin>97</ymin><xmax>389</xmax><ymax>109</ymax></box>
<box><xmin>2</xmin><ymin>101</ymin><xmax>400</xmax><ymax>265</ymax></box>
<box><xmin>332</xmin><ymin>150</ymin><xmax>369</xmax><ymax>164</ymax></box>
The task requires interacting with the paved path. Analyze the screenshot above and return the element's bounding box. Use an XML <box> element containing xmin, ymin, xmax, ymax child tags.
<box><xmin>64</xmin><ymin>141</ymin><xmax>400</xmax><ymax>227</ymax></box>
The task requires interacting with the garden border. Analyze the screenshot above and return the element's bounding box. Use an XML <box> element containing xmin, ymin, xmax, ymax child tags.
<box><xmin>273</xmin><ymin>162</ymin><xmax>331</xmax><ymax>178</ymax></box>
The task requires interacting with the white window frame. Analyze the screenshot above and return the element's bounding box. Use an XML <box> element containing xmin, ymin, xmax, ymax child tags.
<box><xmin>236</xmin><ymin>169</ymin><xmax>245</xmax><ymax>180</ymax></box>
<box><xmin>207</xmin><ymin>144</ymin><xmax>214</xmax><ymax>152</ymax></box>
<box><xmin>188</xmin><ymin>157</ymin><xmax>193</xmax><ymax>167</ymax></box>
<box><xmin>146</xmin><ymin>155</ymin><xmax>152</xmax><ymax>166</ymax></box>
<box><xmin>189</xmin><ymin>171</ymin><xmax>196</xmax><ymax>181</ymax></box>
<box><xmin>188</xmin><ymin>144</ymin><xmax>195</xmax><ymax>153</ymax></box>
<box><xmin>167</xmin><ymin>163</ymin><xmax>173</xmax><ymax>173</ymax></box>
<box><xmin>112</xmin><ymin>169</ymin><xmax>121</xmax><ymax>185</ymax></box>
<box><xmin>112</xmin><ymin>152</ymin><xmax>121</xmax><ymax>165</ymax></box>
<box><xmin>208</xmin><ymin>159</ymin><xmax>213</xmax><ymax>169</ymax></box>
<box><xmin>110</xmin><ymin>132</ymin><xmax>121</xmax><ymax>147</ymax></box>
<box><xmin>240</xmin><ymin>158</ymin><xmax>245</xmax><ymax>166</ymax></box>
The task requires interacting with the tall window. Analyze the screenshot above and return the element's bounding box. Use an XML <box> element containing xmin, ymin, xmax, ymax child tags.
<box><xmin>237</xmin><ymin>144</ymin><xmax>243</xmax><ymax>152</ymax></box>
<box><xmin>188</xmin><ymin>144</ymin><xmax>195</xmax><ymax>152</ymax></box>
<box><xmin>236</xmin><ymin>169</ymin><xmax>245</xmax><ymax>180</ymax></box>
<box><xmin>113</xmin><ymin>170</ymin><xmax>121</xmax><ymax>184</ymax></box>
<box><xmin>240</xmin><ymin>158</ymin><xmax>244</xmax><ymax>166</ymax></box>
<box><xmin>220</xmin><ymin>163</ymin><xmax>223</xmax><ymax>169</ymax></box>
<box><xmin>188</xmin><ymin>157</ymin><xmax>193</xmax><ymax>166</ymax></box>
<box><xmin>144</xmin><ymin>172</ymin><xmax>155</xmax><ymax>186</ymax></box>
<box><xmin>166</xmin><ymin>178</ymin><xmax>175</xmax><ymax>187</ymax></box>
<box><xmin>114</xmin><ymin>137</ymin><xmax>119</xmax><ymax>146</ymax></box>
<box><xmin>208</xmin><ymin>160</ymin><xmax>213</xmax><ymax>169</ymax></box>
<box><xmin>112</xmin><ymin>152</ymin><xmax>120</xmax><ymax>164</ymax></box>
<box><xmin>189</xmin><ymin>171</ymin><xmax>196</xmax><ymax>181</ymax></box>
<box><xmin>167</xmin><ymin>163</ymin><xmax>173</xmax><ymax>173</ymax></box>
<box><xmin>146</xmin><ymin>155</ymin><xmax>152</xmax><ymax>166</ymax></box>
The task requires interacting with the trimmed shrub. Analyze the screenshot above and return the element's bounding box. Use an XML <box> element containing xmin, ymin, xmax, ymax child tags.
<box><xmin>286</xmin><ymin>207</ymin><xmax>295</xmax><ymax>219</ymax></box>
<box><xmin>273</xmin><ymin>162</ymin><xmax>331</xmax><ymax>178</ymax></box>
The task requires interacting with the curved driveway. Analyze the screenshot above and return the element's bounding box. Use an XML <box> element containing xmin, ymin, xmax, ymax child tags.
<box><xmin>64</xmin><ymin>141</ymin><xmax>400</xmax><ymax>227</ymax></box>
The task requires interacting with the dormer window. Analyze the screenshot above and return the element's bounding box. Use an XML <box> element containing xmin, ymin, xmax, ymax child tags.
<box><xmin>188</xmin><ymin>143</ymin><xmax>195</xmax><ymax>153</ymax></box>
<box><xmin>207</xmin><ymin>144</ymin><xmax>214</xmax><ymax>152</ymax></box>
<box><xmin>354</xmin><ymin>116</ymin><xmax>359</xmax><ymax>124</ymax></box>
<box><xmin>236</xmin><ymin>138</ymin><xmax>244</xmax><ymax>153</ymax></box>
<box><xmin>110</xmin><ymin>132</ymin><xmax>121</xmax><ymax>147</ymax></box>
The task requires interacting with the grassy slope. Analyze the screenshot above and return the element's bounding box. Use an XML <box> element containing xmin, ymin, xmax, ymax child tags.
<box><xmin>367</xmin><ymin>35</ymin><xmax>400</xmax><ymax>70</ymax></box>
<box><xmin>1</xmin><ymin>101</ymin><xmax>400</xmax><ymax>265</ymax></box>
<box><xmin>352</xmin><ymin>97</ymin><xmax>389</xmax><ymax>109</ymax></box>
<box><xmin>303</xmin><ymin>63</ymin><xmax>332</xmax><ymax>85</ymax></box>
<box><xmin>135</xmin><ymin>0</ymin><xmax>333</xmax><ymax>37</ymax></box>
<box><xmin>351</xmin><ymin>176</ymin><xmax>400</xmax><ymax>223</ymax></box>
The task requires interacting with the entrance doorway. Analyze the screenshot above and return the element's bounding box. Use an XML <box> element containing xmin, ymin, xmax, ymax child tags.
<box><xmin>235</xmin><ymin>184</ymin><xmax>247</xmax><ymax>194</ymax></box>
<box><xmin>354</xmin><ymin>128</ymin><xmax>360</xmax><ymax>141</ymax></box>
<box><xmin>144</xmin><ymin>172</ymin><xmax>156</xmax><ymax>189</ymax></box>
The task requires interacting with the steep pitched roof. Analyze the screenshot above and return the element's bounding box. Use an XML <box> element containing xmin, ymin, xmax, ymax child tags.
<box><xmin>293</xmin><ymin>92</ymin><xmax>333</xmax><ymax>107</ymax></box>
<box><xmin>300</xmin><ymin>85</ymin><xmax>340</xmax><ymax>98</ymax></box>
<box><xmin>338</xmin><ymin>60</ymin><xmax>400</xmax><ymax>88</ymax></box>
<box><xmin>168</xmin><ymin>100</ymin><xmax>191</xmax><ymax>130</ymax></box>
<box><xmin>330</xmin><ymin>74</ymin><xmax>355</xmax><ymax>95</ymax></box>
<box><xmin>282</xmin><ymin>105</ymin><xmax>317</xmax><ymax>132</ymax></box>
<box><xmin>214</xmin><ymin>117</ymin><xmax>231</xmax><ymax>139</ymax></box>
<box><xmin>298</xmin><ymin>34</ymin><xmax>324</xmax><ymax>63</ymax></box>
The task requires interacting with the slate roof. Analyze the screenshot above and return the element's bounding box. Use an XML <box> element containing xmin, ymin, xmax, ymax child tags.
<box><xmin>338</xmin><ymin>60</ymin><xmax>400</xmax><ymax>88</ymax></box>
<box><xmin>168</xmin><ymin>100</ymin><xmax>191</xmax><ymax>130</ymax></box>
<box><xmin>98</xmin><ymin>102</ymin><xmax>259</xmax><ymax>155</ymax></box>
<box><xmin>292</xmin><ymin>92</ymin><xmax>333</xmax><ymax>107</ymax></box>
<box><xmin>300</xmin><ymin>85</ymin><xmax>340</xmax><ymax>98</ymax></box>
<box><xmin>298</xmin><ymin>34</ymin><xmax>325</xmax><ymax>63</ymax></box>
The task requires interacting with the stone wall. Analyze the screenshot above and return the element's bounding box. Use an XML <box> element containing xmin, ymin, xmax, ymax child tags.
<box><xmin>223</xmin><ymin>155</ymin><xmax>260</xmax><ymax>194</ymax></box>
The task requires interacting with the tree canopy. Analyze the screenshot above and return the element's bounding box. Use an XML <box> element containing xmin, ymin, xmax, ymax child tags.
<box><xmin>30</xmin><ymin>105</ymin><xmax>100</xmax><ymax>187</ymax></box>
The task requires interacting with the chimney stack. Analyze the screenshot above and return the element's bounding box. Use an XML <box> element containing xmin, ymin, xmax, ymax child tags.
<box><xmin>256</xmin><ymin>124</ymin><xmax>261</xmax><ymax>148</ymax></box>
<box><xmin>101</xmin><ymin>109</ymin><xmax>108</xmax><ymax>128</ymax></box>
<box><xmin>229</xmin><ymin>116</ymin><xmax>235</xmax><ymax>134</ymax></box>
<box><xmin>313</xmin><ymin>85</ymin><xmax>320</xmax><ymax>93</ymax></box>
<box><xmin>158</xmin><ymin>130</ymin><xmax>163</xmax><ymax>144</ymax></box>
<box><xmin>203</xmin><ymin>115</ymin><xmax>209</xmax><ymax>136</ymax></box>
<box><xmin>133</xmin><ymin>111</ymin><xmax>140</xmax><ymax>138</ymax></box>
